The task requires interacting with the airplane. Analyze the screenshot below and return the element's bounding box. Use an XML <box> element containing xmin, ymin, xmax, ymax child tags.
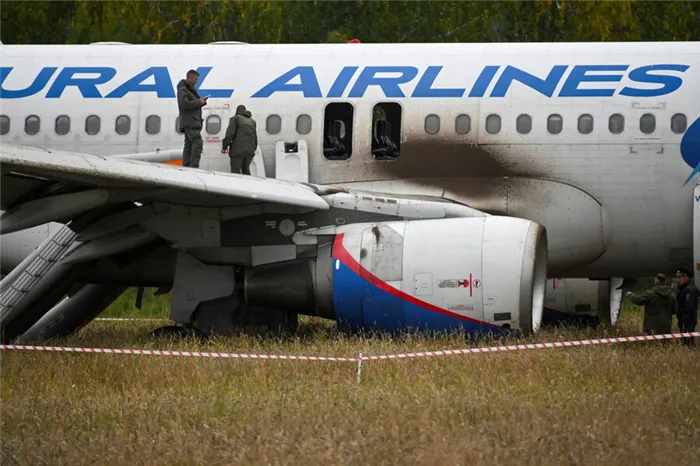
<box><xmin>1</xmin><ymin>40</ymin><xmax>698</xmax><ymax>343</ymax></box>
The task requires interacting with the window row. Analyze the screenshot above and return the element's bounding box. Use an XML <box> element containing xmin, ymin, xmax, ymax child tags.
<box><xmin>0</xmin><ymin>113</ymin><xmax>309</xmax><ymax>138</ymax></box>
<box><xmin>1</xmin><ymin>110</ymin><xmax>689</xmax><ymax>143</ymax></box>
<box><xmin>0</xmin><ymin>114</ymin><xmax>165</xmax><ymax>137</ymax></box>
<box><xmin>441</xmin><ymin>112</ymin><xmax>687</xmax><ymax>136</ymax></box>
<box><xmin>260</xmin><ymin>110</ymin><xmax>688</xmax><ymax>138</ymax></box>
<box><xmin>319</xmin><ymin>103</ymin><xmax>691</xmax><ymax>162</ymax></box>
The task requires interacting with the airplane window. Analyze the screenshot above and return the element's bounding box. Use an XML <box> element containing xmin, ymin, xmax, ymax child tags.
<box><xmin>296</xmin><ymin>114</ymin><xmax>312</xmax><ymax>135</ymax></box>
<box><xmin>115</xmin><ymin>115</ymin><xmax>131</xmax><ymax>135</ymax></box>
<box><xmin>609</xmin><ymin>114</ymin><xmax>624</xmax><ymax>134</ymax></box>
<box><xmin>578</xmin><ymin>114</ymin><xmax>594</xmax><ymax>135</ymax></box>
<box><xmin>55</xmin><ymin>115</ymin><xmax>70</xmax><ymax>136</ymax></box>
<box><xmin>372</xmin><ymin>102</ymin><xmax>402</xmax><ymax>160</ymax></box>
<box><xmin>24</xmin><ymin>115</ymin><xmax>40</xmax><ymax>135</ymax></box>
<box><xmin>640</xmin><ymin>113</ymin><xmax>655</xmax><ymax>135</ymax></box>
<box><xmin>485</xmin><ymin>114</ymin><xmax>501</xmax><ymax>135</ymax></box>
<box><xmin>266</xmin><ymin>114</ymin><xmax>281</xmax><ymax>135</ymax></box>
<box><xmin>323</xmin><ymin>102</ymin><xmax>353</xmax><ymax>160</ymax></box>
<box><xmin>424</xmin><ymin>114</ymin><xmax>440</xmax><ymax>135</ymax></box>
<box><xmin>0</xmin><ymin>115</ymin><xmax>9</xmax><ymax>136</ymax></box>
<box><xmin>175</xmin><ymin>117</ymin><xmax>184</xmax><ymax>134</ymax></box>
<box><xmin>145</xmin><ymin>115</ymin><xmax>161</xmax><ymax>135</ymax></box>
<box><xmin>547</xmin><ymin>114</ymin><xmax>563</xmax><ymax>135</ymax></box>
<box><xmin>671</xmin><ymin>113</ymin><xmax>687</xmax><ymax>134</ymax></box>
<box><xmin>516</xmin><ymin>114</ymin><xmax>532</xmax><ymax>135</ymax></box>
<box><xmin>455</xmin><ymin>114</ymin><xmax>471</xmax><ymax>135</ymax></box>
<box><xmin>206</xmin><ymin>115</ymin><xmax>221</xmax><ymax>135</ymax></box>
<box><xmin>85</xmin><ymin>115</ymin><xmax>101</xmax><ymax>135</ymax></box>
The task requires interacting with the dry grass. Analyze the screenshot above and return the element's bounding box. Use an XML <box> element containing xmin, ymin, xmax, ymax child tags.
<box><xmin>2</xmin><ymin>294</ymin><xmax>699</xmax><ymax>465</ymax></box>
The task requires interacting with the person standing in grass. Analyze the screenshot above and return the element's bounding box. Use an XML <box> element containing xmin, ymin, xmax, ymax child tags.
<box><xmin>674</xmin><ymin>267</ymin><xmax>699</xmax><ymax>347</ymax></box>
<box><xmin>626</xmin><ymin>273</ymin><xmax>675</xmax><ymax>335</ymax></box>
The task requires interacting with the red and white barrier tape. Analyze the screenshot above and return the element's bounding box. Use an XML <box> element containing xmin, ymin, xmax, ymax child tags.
<box><xmin>361</xmin><ymin>332</ymin><xmax>700</xmax><ymax>360</ymax></box>
<box><xmin>1</xmin><ymin>332</ymin><xmax>697</xmax><ymax>362</ymax></box>
<box><xmin>0</xmin><ymin>345</ymin><xmax>355</xmax><ymax>361</ymax></box>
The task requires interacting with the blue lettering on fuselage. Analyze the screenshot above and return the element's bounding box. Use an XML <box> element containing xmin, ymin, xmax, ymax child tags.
<box><xmin>0</xmin><ymin>66</ymin><xmax>233</xmax><ymax>99</ymax></box>
<box><xmin>559</xmin><ymin>65</ymin><xmax>628</xmax><ymax>97</ymax></box>
<box><xmin>254</xmin><ymin>63</ymin><xmax>690</xmax><ymax>99</ymax></box>
<box><xmin>0</xmin><ymin>64</ymin><xmax>689</xmax><ymax>99</ymax></box>
<box><xmin>490</xmin><ymin>65</ymin><xmax>568</xmax><ymax>98</ymax></box>
<box><xmin>0</xmin><ymin>67</ymin><xmax>58</xmax><ymax>99</ymax></box>
<box><xmin>47</xmin><ymin>67</ymin><xmax>117</xmax><ymax>98</ymax></box>
<box><xmin>348</xmin><ymin>66</ymin><xmax>418</xmax><ymax>98</ymax></box>
<box><xmin>251</xmin><ymin>66</ymin><xmax>322</xmax><ymax>98</ymax></box>
<box><xmin>106</xmin><ymin>67</ymin><xmax>175</xmax><ymax>98</ymax></box>
<box><xmin>619</xmin><ymin>64</ymin><xmax>689</xmax><ymax>97</ymax></box>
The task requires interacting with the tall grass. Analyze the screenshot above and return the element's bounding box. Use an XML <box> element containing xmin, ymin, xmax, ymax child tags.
<box><xmin>2</xmin><ymin>290</ymin><xmax>698</xmax><ymax>465</ymax></box>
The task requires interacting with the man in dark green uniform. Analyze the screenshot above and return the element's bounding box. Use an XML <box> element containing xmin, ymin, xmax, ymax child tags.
<box><xmin>626</xmin><ymin>273</ymin><xmax>674</xmax><ymax>335</ymax></box>
<box><xmin>221</xmin><ymin>105</ymin><xmax>258</xmax><ymax>175</ymax></box>
<box><xmin>675</xmin><ymin>267</ymin><xmax>699</xmax><ymax>347</ymax></box>
<box><xmin>176</xmin><ymin>70</ymin><xmax>208</xmax><ymax>168</ymax></box>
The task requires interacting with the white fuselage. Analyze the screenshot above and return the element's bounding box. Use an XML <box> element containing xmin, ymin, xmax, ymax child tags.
<box><xmin>1</xmin><ymin>42</ymin><xmax>699</xmax><ymax>277</ymax></box>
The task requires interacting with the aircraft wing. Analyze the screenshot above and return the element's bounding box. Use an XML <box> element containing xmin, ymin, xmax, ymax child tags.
<box><xmin>0</xmin><ymin>145</ymin><xmax>330</xmax><ymax>232</ymax></box>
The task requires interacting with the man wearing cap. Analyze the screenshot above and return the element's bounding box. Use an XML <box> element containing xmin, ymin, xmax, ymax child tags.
<box><xmin>626</xmin><ymin>273</ymin><xmax>675</xmax><ymax>335</ymax></box>
<box><xmin>675</xmin><ymin>267</ymin><xmax>699</xmax><ymax>346</ymax></box>
<box><xmin>221</xmin><ymin>105</ymin><xmax>258</xmax><ymax>175</ymax></box>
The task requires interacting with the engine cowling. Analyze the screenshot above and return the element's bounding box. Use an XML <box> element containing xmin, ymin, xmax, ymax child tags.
<box><xmin>244</xmin><ymin>217</ymin><xmax>548</xmax><ymax>335</ymax></box>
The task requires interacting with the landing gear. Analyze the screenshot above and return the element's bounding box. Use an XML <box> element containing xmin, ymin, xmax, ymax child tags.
<box><xmin>542</xmin><ymin>278</ymin><xmax>623</xmax><ymax>329</ymax></box>
<box><xmin>191</xmin><ymin>294</ymin><xmax>298</xmax><ymax>338</ymax></box>
<box><xmin>597</xmin><ymin>278</ymin><xmax>623</xmax><ymax>327</ymax></box>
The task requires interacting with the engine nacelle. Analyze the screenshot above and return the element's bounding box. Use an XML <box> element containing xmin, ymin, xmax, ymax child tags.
<box><xmin>543</xmin><ymin>278</ymin><xmax>623</xmax><ymax>326</ymax></box>
<box><xmin>245</xmin><ymin>217</ymin><xmax>548</xmax><ymax>335</ymax></box>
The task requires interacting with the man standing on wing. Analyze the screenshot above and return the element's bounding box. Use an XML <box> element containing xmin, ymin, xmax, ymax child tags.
<box><xmin>177</xmin><ymin>69</ymin><xmax>207</xmax><ymax>168</ymax></box>
<box><xmin>221</xmin><ymin>105</ymin><xmax>258</xmax><ymax>175</ymax></box>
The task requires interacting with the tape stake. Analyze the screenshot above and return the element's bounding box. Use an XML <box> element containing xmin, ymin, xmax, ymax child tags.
<box><xmin>356</xmin><ymin>352</ymin><xmax>363</xmax><ymax>384</ymax></box>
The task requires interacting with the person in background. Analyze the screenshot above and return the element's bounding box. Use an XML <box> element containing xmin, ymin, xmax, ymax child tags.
<box><xmin>625</xmin><ymin>273</ymin><xmax>674</xmax><ymax>335</ymax></box>
<box><xmin>221</xmin><ymin>105</ymin><xmax>258</xmax><ymax>175</ymax></box>
<box><xmin>177</xmin><ymin>69</ymin><xmax>207</xmax><ymax>168</ymax></box>
<box><xmin>675</xmin><ymin>267</ymin><xmax>699</xmax><ymax>347</ymax></box>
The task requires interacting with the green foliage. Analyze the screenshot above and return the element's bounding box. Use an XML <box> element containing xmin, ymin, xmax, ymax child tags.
<box><xmin>2</xmin><ymin>1</ymin><xmax>698</xmax><ymax>45</ymax></box>
<box><xmin>101</xmin><ymin>288</ymin><xmax>171</xmax><ymax>318</ymax></box>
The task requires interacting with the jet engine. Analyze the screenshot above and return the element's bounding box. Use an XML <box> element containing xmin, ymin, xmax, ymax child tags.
<box><xmin>244</xmin><ymin>216</ymin><xmax>548</xmax><ymax>335</ymax></box>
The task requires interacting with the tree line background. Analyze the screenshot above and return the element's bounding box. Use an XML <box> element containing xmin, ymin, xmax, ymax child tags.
<box><xmin>1</xmin><ymin>0</ymin><xmax>698</xmax><ymax>45</ymax></box>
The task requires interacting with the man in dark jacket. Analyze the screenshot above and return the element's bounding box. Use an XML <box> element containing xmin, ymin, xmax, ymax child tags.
<box><xmin>177</xmin><ymin>70</ymin><xmax>208</xmax><ymax>168</ymax></box>
<box><xmin>626</xmin><ymin>273</ymin><xmax>675</xmax><ymax>335</ymax></box>
<box><xmin>675</xmin><ymin>267</ymin><xmax>699</xmax><ymax>346</ymax></box>
<box><xmin>221</xmin><ymin>105</ymin><xmax>258</xmax><ymax>175</ymax></box>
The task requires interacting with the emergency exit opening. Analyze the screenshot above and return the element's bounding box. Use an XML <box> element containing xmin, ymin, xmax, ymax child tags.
<box><xmin>372</xmin><ymin>102</ymin><xmax>401</xmax><ymax>160</ymax></box>
<box><xmin>323</xmin><ymin>103</ymin><xmax>353</xmax><ymax>160</ymax></box>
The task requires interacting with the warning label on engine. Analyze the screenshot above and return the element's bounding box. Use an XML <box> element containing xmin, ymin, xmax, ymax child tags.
<box><xmin>437</xmin><ymin>279</ymin><xmax>460</xmax><ymax>289</ymax></box>
<box><xmin>437</xmin><ymin>275</ymin><xmax>481</xmax><ymax>297</ymax></box>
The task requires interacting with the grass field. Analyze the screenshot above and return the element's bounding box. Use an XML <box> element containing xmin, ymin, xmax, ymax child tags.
<box><xmin>2</xmin><ymin>289</ymin><xmax>699</xmax><ymax>465</ymax></box>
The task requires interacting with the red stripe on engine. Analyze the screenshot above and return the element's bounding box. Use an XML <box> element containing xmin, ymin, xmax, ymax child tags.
<box><xmin>332</xmin><ymin>233</ymin><xmax>499</xmax><ymax>328</ymax></box>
